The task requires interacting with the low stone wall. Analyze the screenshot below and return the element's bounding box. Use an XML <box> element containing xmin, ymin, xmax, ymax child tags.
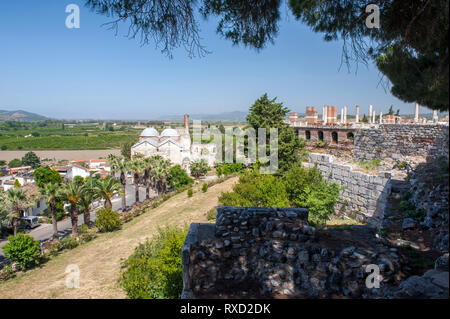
<box><xmin>181</xmin><ymin>207</ymin><xmax>436</xmax><ymax>299</ymax></box>
<box><xmin>353</xmin><ymin>124</ymin><xmax>449</xmax><ymax>161</ymax></box>
<box><xmin>308</xmin><ymin>153</ymin><xmax>391</xmax><ymax>226</ymax></box>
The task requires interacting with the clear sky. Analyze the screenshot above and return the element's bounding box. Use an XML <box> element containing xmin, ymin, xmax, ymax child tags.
<box><xmin>0</xmin><ymin>0</ymin><xmax>425</xmax><ymax>120</ymax></box>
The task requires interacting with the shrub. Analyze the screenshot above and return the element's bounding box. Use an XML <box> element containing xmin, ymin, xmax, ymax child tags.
<box><xmin>207</xmin><ymin>207</ymin><xmax>216</xmax><ymax>221</ymax></box>
<box><xmin>219</xmin><ymin>170</ymin><xmax>290</xmax><ymax>207</ymax></box>
<box><xmin>283</xmin><ymin>165</ymin><xmax>340</xmax><ymax>226</ymax></box>
<box><xmin>3</xmin><ymin>233</ymin><xmax>41</xmax><ymax>269</ymax></box>
<box><xmin>216</xmin><ymin>163</ymin><xmax>244</xmax><ymax>176</ymax></box>
<box><xmin>0</xmin><ymin>265</ymin><xmax>15</xmax><ymax>281</ymax></box>
<box><xmin>397</xmin><ymin>161</ymin><xmax>408</xmax><ymax>170</ymax></box>
<box><xmin>168</xmin><ymin>165</ymin><xmax>193</xmax><ymax>190</ymax></box>
<box><xmin>358</xmin><ymin>159</ymin><xmax>381</xmax><ymax>170</ymax></box>
<box><xmin>94</xmin><ymin>208</ymin><xmax>121</xmax><ymax>232</ymax></box>
<box><xmin>187</xmin><ymin>188</ymin><xmax>193</xmax><ymax>198</ymax></box>
<box><xmin>59</xmin><ymin>236</ymin><xmax>80</xmax><ymax>250</ymax></box>
<box><xmin>120</xmin><ymin>226</ymin><xmax>187</xmax><ymax>299</ymax></box>
<box><xmin>202</xmin><ymin>183</ymin><xmax>208</xmax><ymax>193</ymax></box>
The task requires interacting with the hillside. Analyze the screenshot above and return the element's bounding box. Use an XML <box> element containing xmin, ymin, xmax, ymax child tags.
<box><xmin>0</xmin><ymin>110</ymin><xmax>48</xmax><ymax>122</ymax></box>
<box><xmin>0</xmin><ymin>177</ymin><xmax>238</xmax><ymax>298</ymax></box>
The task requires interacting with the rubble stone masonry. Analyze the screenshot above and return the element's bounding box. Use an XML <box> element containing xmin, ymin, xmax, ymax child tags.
<box><xmin>353</xmin><ymin>124</ymin><xmax>449</xmax><ymax>161</ymax></box>
<box><xmin>308</xmin><ymin>153</ymin><xmax>391</xmax><ymax>226</ymax></box>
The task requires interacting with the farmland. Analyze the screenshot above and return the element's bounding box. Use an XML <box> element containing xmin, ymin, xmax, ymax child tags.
<box><xmin>0</xmin><ymin>121</ymin><xmax>140</xmax><ymax>150</ymax></box>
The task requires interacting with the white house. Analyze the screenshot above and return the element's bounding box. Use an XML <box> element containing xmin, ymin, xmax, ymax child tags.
<box><xmin>89</xmin><ymin>159</ymin><xmax>108</xmax><ymax>169</ymax></box>
<box><xmin>65</xmin><ymin>165</ymin><xmax>91</xmax><ymax>180</ymax></box>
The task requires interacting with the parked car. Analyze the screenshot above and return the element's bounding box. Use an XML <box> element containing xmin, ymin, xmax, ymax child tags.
<box><xmin>20</xmin><ymin>216</ymin><xmax>40</xmax><ymax>230</ymax></box>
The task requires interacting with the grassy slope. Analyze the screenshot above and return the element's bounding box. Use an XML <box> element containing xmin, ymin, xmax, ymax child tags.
<box><xmin>0</xmin><ymin>177</ymin><xmax>238</xmax><ymax>299</ymax></box>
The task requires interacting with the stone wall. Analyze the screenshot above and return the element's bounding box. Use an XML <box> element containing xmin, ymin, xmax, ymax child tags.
<box><xmin>181</xmin><ymin>207</ymin><xmax>435</xmax><ymax>299</ymax></box>
<box><xmin>353</xmin><ymin>124</ymin><xmax>449</xmax><ymax>161</ymax></box>
<box><xmin>307</xmin><ymin>153</ymin><xmax>391</xmax><ymax>226</ymax></box>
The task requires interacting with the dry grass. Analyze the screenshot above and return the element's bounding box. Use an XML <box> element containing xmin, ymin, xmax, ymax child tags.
<box><xmin>0</xmin><ymin>177</ymin><xmax>238</xmax><ymax>299</ymax></box>
<box><xmin>324</xmin><ymin>216</ymin><xmax>363</xmax><ymax>229</ymax></box>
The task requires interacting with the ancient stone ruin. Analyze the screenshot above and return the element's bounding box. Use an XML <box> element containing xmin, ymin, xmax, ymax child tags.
<box><xmin>182</xmin><ymin>207</ymin><xmax>449</xmax><ymax>299</ymax></box>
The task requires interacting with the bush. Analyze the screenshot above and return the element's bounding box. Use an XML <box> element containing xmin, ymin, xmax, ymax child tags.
<box><xmin>358</xmin><ymin>159</ymin><xmax>381</xmax><ymax>170</ymax></box>
<box><xmin>120</xmin><ymin>226</ymin><xmax>187</xmax><ymax>299</ymax></box>
<box><xmin>187</xmin><ymin>188</ymin><xmax>193</xmax><ymax>197</ymax></box>
<box><xmin>0</xmin><ymin>265</ymin><xmax>15</xmax><ymax>281</ymax></box>
<box><xmin>219</xmin><ymin>170</ymin><xmax>290</xmax><ymax>207</ymax></box>
<box><xmin>216</xmin><ymin>163</ymin><xmax>244</xmax><ymax>176</ymax></box>
<box><xmin>168</xmin><ymin>165</ymin><xmax>193</xmax><ymax>190</ymax></box>
<box><xmin>202</xmin><ymin>183</ymin><xmax>208</xmax><ymax>193</ymax></box>
<box><xmin>3</xmin><ymin>233</ymin><xmax>41</xmax><ymax>269</ymax></box>
<box><xmin>94</xmin><ymin>208</ymin><xmax>121</xmax><ymax>232</ymax></box>
<box><xmin>283</xmin><ymin>165</ymin><xmax>340</xmax><ymax>226</ymax></box>
<box><xmin>207</xmin><ymin>207</ymin><xmax>216</xmax><ymax>221</ymax></box>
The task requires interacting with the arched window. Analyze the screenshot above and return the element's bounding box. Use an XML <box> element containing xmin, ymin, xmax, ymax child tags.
<box><xmin>318</xmin><ymin>131</ymin><xmax>324</xmax><ymax>141</ymax></box>
<box><xmin>332</xmin><ymin>131</ymin><xmax>338</xmax><ymax>143</ymax></box>
<box><xmin>347</xmin><ymin>132</ymin><xmax>354</xmax><ymax>140</ymax></box>
<box><xmin>305</xmin><ymin>130</ymin><xmax>311</xmax><ymax>140</ymax></box>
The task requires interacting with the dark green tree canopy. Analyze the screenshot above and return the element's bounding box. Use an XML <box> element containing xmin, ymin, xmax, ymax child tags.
<box><xmin>246</xmin><ymin>93</ymin><xmax>290</xmax><ymax>130</ymax></box>
<box><xmin>33</xmin><ymin>165</ymin><xmax>62</xmax><ymax>188</ymax></box>
<box><xmin>21</xmin><ymin>151</ymin><xmax>40</xmax><ymax>168</ymax></box>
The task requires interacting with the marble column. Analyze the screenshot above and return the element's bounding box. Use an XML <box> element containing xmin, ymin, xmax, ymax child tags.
<box><xmin>379</xmin><ymin>112</ymin><xmax>383</xmax><ymax>124</ymax></box>
<box><xmin>372</xmin><ymin>110</ymin><xmax>376</xmax><ymax>124</ymax></box>
<box><xmin>355</xmin><ymin>105</ymin><xmax>359</xmax><ymax>123</ymax></box>
<box><xmin>323</xmin><ymin>106</ymin><xmax>327</xmax><ymax>125</ymax></box>
<box><xmin>433</xmin><ymin>110</ymin><xmax>438</xmax><ymax>123</ymax></box>
<box><xmin>369</xmin><ymin>105</ymin><xmax>373</xmax><ymax>124</ymax></box>
<box><xmin>344</xmin><ymin>106</ymin><xmax>347</xmax><ymax>124</ymax></box>
<box><xmin>414</xmin><ymin>102</ymin><xmax>419</xmax><ymax>123</ymax></box>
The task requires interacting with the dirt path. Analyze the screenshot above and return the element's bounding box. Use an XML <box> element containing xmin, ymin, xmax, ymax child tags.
<box><xmin>0</xmin><ymin>177</ymin><xmax>237</xmax><ymax>299</ymax></box>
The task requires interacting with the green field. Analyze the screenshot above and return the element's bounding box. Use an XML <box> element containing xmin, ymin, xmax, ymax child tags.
<box><xmin>0</xmin><ymin>121</ymin><xmax>140</xmax><ymax>150</ymax></box>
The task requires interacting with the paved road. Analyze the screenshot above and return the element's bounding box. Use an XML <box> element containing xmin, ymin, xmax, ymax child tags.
<box><xmin>0</xmin><ymin>184</ymin><xmax>153</xmax><ymax>262</ymax></box>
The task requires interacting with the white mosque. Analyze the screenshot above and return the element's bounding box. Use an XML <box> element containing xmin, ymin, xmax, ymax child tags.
<box><xmin>131</xmin><ymin>115</ymin><xmax>218</xmax><ymax>171</ymax></box>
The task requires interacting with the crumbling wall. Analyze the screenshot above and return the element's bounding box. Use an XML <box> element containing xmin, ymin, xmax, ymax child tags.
<box><xmin>308</xmin><ymin>153</ymin><xmax>391</xmax><ymax>226</ymax></box>
<box><xmin>353</xmin><ymin>124</ymin><xmax>449</xmax><ymax>161</ymax></box>
<box><xmin>181</xmin><ymin>207</ymin><xmax>424</xmax><ymax>299</ymax></box>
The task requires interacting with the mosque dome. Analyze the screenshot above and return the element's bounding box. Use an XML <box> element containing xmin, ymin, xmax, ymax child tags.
<box><xmin>140</xmin><ymin>127</ymin><xmax>159</xmax><ymax>137</ymax></box>
<box><xmin>160</xmin><ymin>128</ymin><xmax>179</xmax><ymax>137</ymax></box>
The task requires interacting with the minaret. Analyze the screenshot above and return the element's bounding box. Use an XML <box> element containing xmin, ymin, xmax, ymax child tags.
<box><xmin>184</xmin><ymin>114</ymin><xmax>189</xmax><ymax>134</ymax></box>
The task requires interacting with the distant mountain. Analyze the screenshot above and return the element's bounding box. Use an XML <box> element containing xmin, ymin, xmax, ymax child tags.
<box><xmin>157</xmin><ymin>111</ymin><xmax>248</xmax><ymax>122</ymax></box>
<box><xmin>0</xmin><ymin>110</ymin><xmax>49</xmax><ymax>122</ymax></box>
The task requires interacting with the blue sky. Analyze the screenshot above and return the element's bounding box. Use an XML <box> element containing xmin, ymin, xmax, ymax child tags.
<box><xmin>0</xmin><ymin>0</ymin><xmax>425</xmax><ymax>120</ymax></box>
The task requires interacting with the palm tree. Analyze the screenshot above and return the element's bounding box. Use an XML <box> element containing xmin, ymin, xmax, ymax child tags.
<box><xmin>128</xmin><ymin>157</ymin><xmax>144</xmax><ymax>204</ymax></box>
<box><xmin>0</xmin><ymin>193</ymin><xmax>9</xmax><ymax>233</ymax></box>
<box><xmin>151</xmin><ymin>158</ymin><xmax>171</xmax><ymax>196</ymax></box>
<box><xmin>142</xmin><ymin>156</ymin><xmax>162</xmax><ymax>200</ymax></box>
<box><xmin>40</xmin><ymin>183</ymin><xmax>60</xmax><ymax>238</ymax></box>
<box><xmin>190</xmin><ymin>159</ymin><xmax>209</xmax><ymax>179</ymax></box>
<box><xmin>6</xmin><ymin>188</ymin><xmax>28</xmax><ymax>236</ymax></box>
<box><xmin>59</xmin><ymin>180</ymin><xmax>84</xmax><ymax>236</ymax></box>
<box><xmin>79</xmin><ymin>182</ymin><xmax>97</xmax><ymax>228</ymax></box>
<box><xmin>93</xmin><ymin>176</ymin><xmax>122</xmax><ymax>209</ymax></box>
<box><xmin>108</xmin><ymin>154</ymin><xmax>128</xmax><ymax>211</ymax></box>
